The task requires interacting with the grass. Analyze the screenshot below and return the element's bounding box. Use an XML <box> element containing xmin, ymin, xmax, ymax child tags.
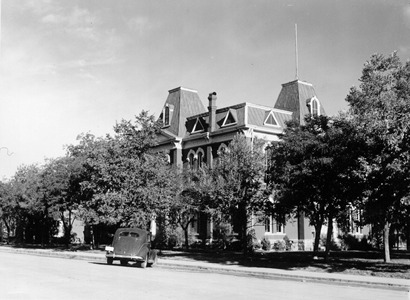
<box><xmin>158</xmin><ymin>249</ymin><xmax>410</xmax><ymax>279</ymax></box>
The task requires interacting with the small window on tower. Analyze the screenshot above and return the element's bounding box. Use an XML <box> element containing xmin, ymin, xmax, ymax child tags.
<box><xmin>164</xmin><ymin>106</ymin><xmax>170</xmax><ymax>126</ymax></box>
<box><xmin>309</xmin><ymin>97</ymin><xmax>320</xmax><ymax>117</ymax></box>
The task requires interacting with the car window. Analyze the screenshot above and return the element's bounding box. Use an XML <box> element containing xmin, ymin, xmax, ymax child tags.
<box><xmin>130</xmin><ymin>232</ymin><xmax>139</xmax><ymax>238</ymax></box>
<box><xmin>118</xmin><ymin>231</ymin><xmax>139</xmax><ymax>238</ymax></box>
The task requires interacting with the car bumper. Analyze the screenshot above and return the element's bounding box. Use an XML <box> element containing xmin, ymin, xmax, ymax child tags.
<box><xmin>106</xmin><ymin>253</ymin><xmax>144</xmax><ymax>261</ymax></box>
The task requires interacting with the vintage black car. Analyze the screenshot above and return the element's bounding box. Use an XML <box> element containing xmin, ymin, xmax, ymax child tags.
<box><xmin>105</xmin><ymin>228</ymin><xmax>157</xmax><ymax>268</ymax></box>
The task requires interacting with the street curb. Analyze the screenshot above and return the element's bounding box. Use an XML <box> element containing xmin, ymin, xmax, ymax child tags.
<box><xmin>1</xmin><ymin>246</ymin><xmax>409</xmax><ymax>292</ymax></box>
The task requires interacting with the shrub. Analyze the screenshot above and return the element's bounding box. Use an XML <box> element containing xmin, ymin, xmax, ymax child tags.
<box><xmin>261</xmin><ymin>237</ymin><xmax>271</xmax><ymax>250</ymax></box>
<box><xmin>297</xmin><ymin>240</ymin><xmax>304</xmax><ymax>251</ymax></box>
<box><xmin>339</xmin><ymin>234</ymin><xmax>371</xmax><ymax>251</ymax></box>
<box><xmin>283</xmin><ymin>235</ymin><xmax>292</xmax><ymax>251</ymax></box>
<box><xmin>212</xmin><ymin>222</ymin><xmax>234</xmax><ymax>250</ymax></box>
<box><xmin>320</xmin><ymin>234</ymin><xmax>342</xmax><ymax>251</ymax></box>
<box><xmin>272</xmin><ymin>240</ymin><xmax>286</xmax><ymax>251</ymax></box>
<box><xmin>153</xmin><ymin>226</ymin><xmax>183</xmax><ymax>249</ymax></box>
<box><xmin>246</xmin><ymin>229</ymin><xmax>258</xmax><ymax>253</ymax></box>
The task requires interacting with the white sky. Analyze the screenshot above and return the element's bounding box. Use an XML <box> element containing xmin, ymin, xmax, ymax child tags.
<box><xmin>1</xmin><ymin>0</ymin><xmax>410</xmax><ymax>180</ymax></box>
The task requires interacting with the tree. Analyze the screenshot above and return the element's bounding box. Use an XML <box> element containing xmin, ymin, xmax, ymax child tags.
<box><xmin>0</xmin><ymin>181</ymin><xmax>17</xmax><ymax>243</ymax></box>
<box><xmin>11</xmin><ymin>164</ymin><xmax>59</xmax><ymax>244</ymax></box>
<box><xmin>211</xmin><ymin>134</ymin><xmax>267</xmax><ymax>254</ymax></box>
<box><xmin>167</xmin><ymin>167</ymin><xmax>213</xmax><ymax>249</ymax></box>
<box><xmin>68</xmin><ymin>111</ymin><xmax>174</xmax><ymax>233</ymax></box>
<box><xmin>267</xmin><ymin>115</ymin><xmax>364</xmax><ymax>256</ymax></box>
<box><xmin>346</xmin><ymin>52</ymin><xmax>410</xmax><ymax>262</ymax></box>
<box><xmin>40</xmin><ymin>156</ymin><xmax>85</xmax><ymax>245</ymax></box>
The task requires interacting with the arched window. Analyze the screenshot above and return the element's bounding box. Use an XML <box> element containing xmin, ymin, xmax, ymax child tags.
<box><xmin>197</xmin><ymin>149</ymin><xmax>204</xmax><ymax>169</ymax></box>
<box><xmin>187</xmin><ymin>151</ymin><xmax>196</xmax><ymax>169</ymax></box>
<box><xmin>217</xmin><ymin>143</ymin><xmax>228</xmax><ymax>155</ymax></box>
<box><xmin>308</xmin><ymin>97</ymin><xmax>320</xmax><ymax>117</ymax></box>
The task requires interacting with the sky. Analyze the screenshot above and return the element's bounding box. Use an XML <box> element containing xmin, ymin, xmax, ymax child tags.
<box><xmin>1</xmin><ymin>0</ymin><xmax>410</xmax><ymax>180</ymax></box>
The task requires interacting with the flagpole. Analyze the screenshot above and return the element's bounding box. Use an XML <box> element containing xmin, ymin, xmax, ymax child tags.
<box><xmin>295</xmin><ymin>23</ymin><xmax>298</xmax><ymax>80</ymax></box>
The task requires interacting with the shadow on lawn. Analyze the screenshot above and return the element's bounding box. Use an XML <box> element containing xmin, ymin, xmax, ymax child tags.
<box><xmin>158</xmin><ymin>249</ymin><xmax>410</xmax><ymax>278</ymax></box>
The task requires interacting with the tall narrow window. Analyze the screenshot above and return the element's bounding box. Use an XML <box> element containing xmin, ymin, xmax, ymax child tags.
<box><xmin>265</xmin><ymin>216</ymin><xmax>272</xmax><ymax>233</ymax></box>
<box><xmin>310</xmin><ymin>97</ymin><xmax>319</xmax><ymax>117</ymax></box>
<box><xmin>197</xmin><ymin>150</ymin><xmax>203</xmax><ymax>169</ymax></box>
<box><xmin>276</xmin><ymin>222</ymin><xmax>284</xmax><ymax>234</ymax></box>
<box><xmin>164</xmin><ymin>106</ymin><xmax>170</xmax><ymax>126</ymax></box>
<box><xmin>188</xmin><ymin>152</ymin><xmax>195</xmax><ymax>169</ymax></box>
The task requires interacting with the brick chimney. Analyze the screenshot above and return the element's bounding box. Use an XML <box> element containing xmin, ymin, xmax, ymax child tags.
<box><xmin>208</xmin><ymin>92</ymin><xmax>217</xmax><ymax>132</ymax></box>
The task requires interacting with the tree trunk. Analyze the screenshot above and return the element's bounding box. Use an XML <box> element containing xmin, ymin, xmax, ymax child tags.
<box><xmin>324</xmin><ymin>215</ymin><xmax>333</xmax><ymax>260</ymax></box>
<box><xmin>183</xmin><ymin>224</ymin><xmax>189</xmax><ymax>250</ymax></box>
<box><xmin>3</xmin><ymin>218</ymin><xmax>11</xmax><ymax>244</ymax></box>
<box><xmin>90</xmin><ymin>225</ymin><xmax>95</xmax><ymax>249</ymax></box>
<box><xmin>407</xmin><ymin>216</ymin><xmax>410</xmax><ymax>252</ymax></box>
<box><xmin>239</xmin><ymin>205</ymin><xmax>249</xmax><ymax>255</ymax></box>
<box><xmin>383</xmin><ymin>221</ymin><xmax>391</xmax><ymax>263</ymax></box>
<box><xmin>313</xmin><ymin>222</ymin><xmax>323</xmax><ymax>254</ymax></box>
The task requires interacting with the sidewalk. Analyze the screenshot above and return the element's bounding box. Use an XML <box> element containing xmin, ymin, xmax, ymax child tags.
<box><xmin>0</xmin><ymin>246</ymin><xmax>409</xmax><ymax>291</ymax></box>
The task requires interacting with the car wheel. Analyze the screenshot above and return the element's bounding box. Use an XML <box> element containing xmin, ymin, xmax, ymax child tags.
<box><xmin>107</xmin><ymin>258</ymin><xmax>113</xmax><ymax>265</ymax></box>
<box><xmin>140</xmin><ymin>255</ymin><xmax>148</xmax><ymax>269</ymax></box>
<box><xmin>120</xmin><ymin>260</ymin><xmax>127</xmax><ymax>266</ymax></box>
<box><xmin>147</xmin><ymin>253</ymin><xmax>158</xmax><ymax>267</ymax></box>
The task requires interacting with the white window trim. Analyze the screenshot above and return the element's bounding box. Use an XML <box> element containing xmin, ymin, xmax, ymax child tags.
<box><xmin>349</xmin><ymin>208</ymin><xmax>363</xmax><ymax>235</ymax></box>
<box><xmin>187</xmin><ymin>150</ymin><xmax>196</xmax><ymax>168</ymax></box>
<box><xmin>221</xmin><ymin>110</ymin><xmax>237</xmax><ymax>127</ymax></box>
<box><xmin>192</xmin><ymin>118</ymin><xmax>205</xmax><ymax>133</ymax></box>
<box><xmin>265</xmin><ymin>215</ymin><xmax>285</xmax><ymax>234</ymax></box>
<box><xmin>196</xmin><ymin>148</ymin><xmax>205</xmax><ymax>168</ymax></box>
<box><xmin>263</xmin><ymin>110</ymin><xmax>280</xmax><ymax>127</ymax></box>
<box><xmin>265</xmin><ymin>216</ymin><xmax>273</xmax><ymax>233</ymax></box>
<box><xmin>308</xmin><ymin>96</ymin><xmax>320</xmax><ymax>117</ymax></box>
<box><xmin>162</xmin><ymin>104</ymin><xmax>173</xmax><ymax>128</ymax></box>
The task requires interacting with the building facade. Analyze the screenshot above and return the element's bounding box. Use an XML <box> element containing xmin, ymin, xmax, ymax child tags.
<box><xmin>153</xmin><ymin>79</ymin><xmax>361</xmax><ymax>250</ymax></box>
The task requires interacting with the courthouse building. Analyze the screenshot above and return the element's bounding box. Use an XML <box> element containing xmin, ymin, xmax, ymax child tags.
<box><xmin>153</xmin><ymin>79</ymin><xmax>330</xmax><ymax>250</ymax></box>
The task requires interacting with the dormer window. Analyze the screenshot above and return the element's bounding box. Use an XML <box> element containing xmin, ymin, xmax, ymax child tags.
<box><xmin>222</xmin><ymin>109</ymin><xmax>237</xmax><ymax>127</ymax></box>
<box><xmin>307</xmin><ymin>97</ymin><xmax>320</xmax><ymax>117</ymax></box>
<box><xmin>192</xmin><ymin>118</ymin><xmax>205</xmax><ymax>133</ymax></box>
<box><xmin>264</xmin><ymin>111</ymin><xmax>279</xmax><ymax>127</ymax></box>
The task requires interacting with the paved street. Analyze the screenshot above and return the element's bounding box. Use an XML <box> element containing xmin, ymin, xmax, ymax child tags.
<box><xmin>0</xmin><ymin>252</ymin><xmax>407</xmax><ymax>300</ymax></box>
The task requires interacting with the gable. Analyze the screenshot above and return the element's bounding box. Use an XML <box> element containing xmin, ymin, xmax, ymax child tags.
<box><xmin>221</xmin><ymin>109</ymin><xmax>237</xmax><ymax>127</ymax></box>
<box><xmin>264</xmin><ymin>111</ymin><xmax>279</xmax><ymax>126</ymax></box>
<box><xmin>192</xmin><ymin>117</ymin><xmax>205</xmax><ymax>133</ymax></box>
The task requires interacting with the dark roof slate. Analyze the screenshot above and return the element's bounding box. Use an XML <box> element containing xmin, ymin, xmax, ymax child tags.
<box><xmin>274</xmin><ymin>80</ymin><xmax>326</xmax><ymax>124</ymax></box>
<box><xmin>162</xmin><ymin>87</ymin><xmax>206</xmax><ymax>137</ymax></box>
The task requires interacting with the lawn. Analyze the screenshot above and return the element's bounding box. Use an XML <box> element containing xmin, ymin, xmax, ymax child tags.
<box><xmin>158</xmin><ymin>249</ymin><xmax>410</xmax><ymax>279</ymax></box>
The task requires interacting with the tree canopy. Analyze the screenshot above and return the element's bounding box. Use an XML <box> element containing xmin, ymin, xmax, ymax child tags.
<box><xmin>267</xmin><ymin>115</ymin><xmax>365</xmax><ymax>255</ymax></box>
<box><xmin>346</xmin><ymin>51</ymin><xmax>410</xmax><ymax>262</ymax></box>
<box><xmin>211</xmin><ymin>134</ymin><xmax>267</xmax><ymax>253</ymax></box>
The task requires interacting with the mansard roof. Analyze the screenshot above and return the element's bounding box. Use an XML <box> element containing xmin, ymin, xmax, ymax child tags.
<box><xmin>185</xmin><ymin>102</ymin><xmax>292</xmax><ymax>136</ymax></box>
<box><xmin>156</xmin><ymin>79</ymin><xmax>325</xmax><ymax>145</ymax></box>
<box><xmin>160</xmin><ymin>87</ymin><xmax>206</xmax><ymax>138</ymax></box>
<box><xmin>274</xmin><ymin>80</ymin><xmax>326</xmax><ymax>124</ymax></box>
